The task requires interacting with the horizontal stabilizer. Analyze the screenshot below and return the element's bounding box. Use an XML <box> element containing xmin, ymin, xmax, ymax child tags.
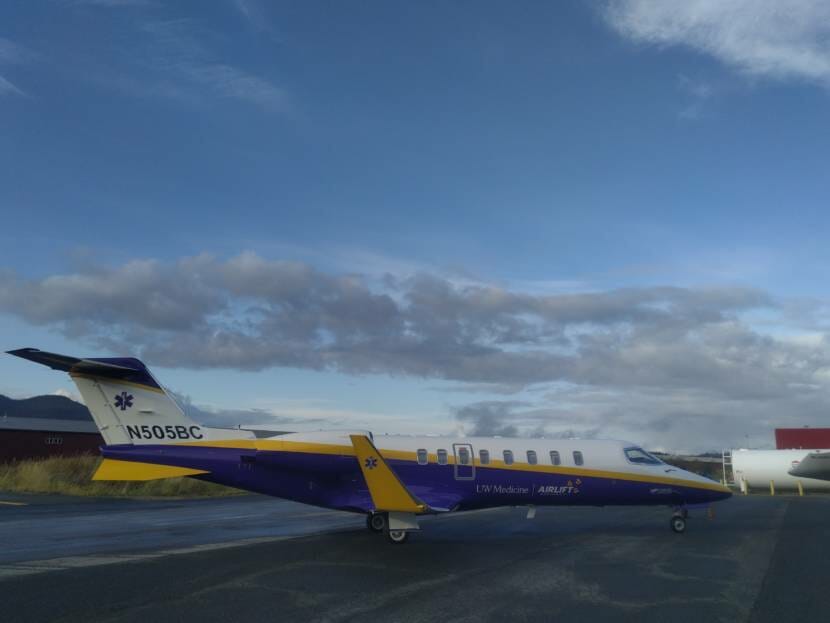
<box><xmin>92</xmin><ymin>459</ymin><xmax>209</xmax><ymax>481</ymax></box>
<box><xmin>7</xmin><ymin>348</ymin><xmax>160</xmax><ymax>389</ymax></box>
<box><xmin>350</xmin><ymin>434</ymin><xmax>427</xmax><ymax>514</ymax></box>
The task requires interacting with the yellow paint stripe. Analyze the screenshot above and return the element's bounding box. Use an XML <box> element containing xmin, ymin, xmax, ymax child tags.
<box><xmin>0</xmin><ymin>500</ymin><xmax>27</xmax><ymax>506</ymax></box>
<box><xmin>179</xmin><ymin>439</ymin><xmax>258</xmax><ymax>450</ymax></box>
<box><xmin>92</xmin><ymin>459</ymin><xmax>209</xmax><ymax>481</ymax></box>
<box><xmin>69</xmin><ymin>372</ymin><xmax>166</xmax><ymax>394</ymax></box>
<box><xmin>350</xmin><ymin>435</ymin><xmax>426</xmax><ymax>513</ymax></box>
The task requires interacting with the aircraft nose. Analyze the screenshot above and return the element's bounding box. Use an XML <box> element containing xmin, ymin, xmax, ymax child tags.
<box><xmin>677</xmin><ymin>468</ymin><xmax>732</xmax><ymax>502</ymax></box>
<box><xmin>708</xmin><ymin>485</ymin><xmax>732</xmax><ymax>502</ymax></box>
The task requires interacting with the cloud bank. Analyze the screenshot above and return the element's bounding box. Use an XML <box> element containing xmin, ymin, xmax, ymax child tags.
<box><xmin>604</xmin><ymin>0</ymin><xmax>830</xmax><ymax>85</ymax></box>
<box><xmin>2</xmin><ymin>252</ymin><xmax>829</xmax><ymax>451</ymax></box>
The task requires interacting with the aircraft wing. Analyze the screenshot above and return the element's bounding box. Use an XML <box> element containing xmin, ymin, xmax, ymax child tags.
<box><xmin>350</xmin><ymin>434</ymin><xmax>429</xmax><ymax>514</ymax></box>
<box><xmin>788</xmin><ymin>451</ymin><xmax>830</xmax><ymax>481</ymax></box>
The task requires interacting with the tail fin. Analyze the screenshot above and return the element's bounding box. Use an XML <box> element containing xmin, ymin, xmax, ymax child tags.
<box><xmin>7</xmin><ymin>348</ymin><xmax>252</xmax><ymax>446</ymax></box>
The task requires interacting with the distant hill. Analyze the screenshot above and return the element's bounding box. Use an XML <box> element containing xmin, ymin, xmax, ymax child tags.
<box><xmin>0</xmin><ymin>394</ymin><xmax>92</xmax><ymax>421</ymax></box>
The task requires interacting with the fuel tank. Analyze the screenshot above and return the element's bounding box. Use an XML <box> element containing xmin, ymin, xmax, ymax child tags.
<box><xmin>731</xmin><ymin>448</ymin><xmax>830</xmax><ymax>491</ymax></box>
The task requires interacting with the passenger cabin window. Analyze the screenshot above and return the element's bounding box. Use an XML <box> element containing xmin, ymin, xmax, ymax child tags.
<box><xmin>573</xmin><ymin>450</ymin><xmax>584</xmax><ymax>466</ymax></box>
<box><xmin>527</xmin><ymin>450</ymin><xmax>538</xmax><ymax>465</ymax></box>
<box><xmin>417</xmin><ymin>449</ymin><xmax>428</xmax><ymax>465</ymax></box>
<box><xmin>503</xmin><ymin>450</ymin><xmax>514</xmax><ymax>465</ymax></box>
<box><xmin>479</xmin><ymin>449</ymin><xmax>490</xmax><ymax>465</ymax></box>
<box><xmin>550</xmin><ymin>450</ymin><xmax>561</xmax><ymax>466</ymax></box>
<box><xmin>458</xmin><ymin>447</ymin><xmax>471</xmax><ymax>465</ymax></box>
<box><xmin>624</xmin><ymin>447</ymin><xmax>661</xmax><ymax>465</ymax></box>
<box><xmin>437</xmin><ymin>449</ymin><xmax>448</xmax><ymax>465</ymax></box>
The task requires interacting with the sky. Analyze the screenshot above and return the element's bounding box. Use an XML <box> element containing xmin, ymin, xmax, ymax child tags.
<box><xmin>1</xmin><ymin>0</ymin><xmax>830</xmax><ymax>452</ymax></box>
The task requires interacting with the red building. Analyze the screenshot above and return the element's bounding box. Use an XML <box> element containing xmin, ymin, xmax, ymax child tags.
<box><xmin>0</xmin><ymin>416</ymin><xmax>103</xmax><ymax>463</ymax></box>
<box><xmin>775</xmin><ymin>427</ymin><xmax>830</xmax><ymax>450</ymax></box>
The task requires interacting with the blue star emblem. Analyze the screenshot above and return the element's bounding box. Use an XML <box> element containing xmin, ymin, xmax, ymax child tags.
<box><xmin>364</xmin><ymin>456</ymin><xmax>378</xmax><ymax>470</ymax></box>
<box><xmin>114</xmin><ymin>391</ymin><xmax>134</xmax><ymax>411</ymax></box>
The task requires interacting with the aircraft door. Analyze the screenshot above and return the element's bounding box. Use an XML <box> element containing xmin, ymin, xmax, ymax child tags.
<box><xmin>453</xmin><ymin>443</ymin><xmax>475</xmax><ymax>480</ymax></box>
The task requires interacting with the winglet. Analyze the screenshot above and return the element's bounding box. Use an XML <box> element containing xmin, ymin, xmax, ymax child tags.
<box><xmin>350</xmin><ymin>435</ymin><xmax>427</xmax><ymax>514</ymax></box>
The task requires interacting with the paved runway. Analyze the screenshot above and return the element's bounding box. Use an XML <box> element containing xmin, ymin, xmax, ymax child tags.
<box><xmin>0</xmin><ymin>493</ymin><xmax>827</xmax><ymax>623</ymax></box>
<box><xmin>0</xmin><ymin>492</ymin><xmax>362</xmax><ymax>566</ymax></box>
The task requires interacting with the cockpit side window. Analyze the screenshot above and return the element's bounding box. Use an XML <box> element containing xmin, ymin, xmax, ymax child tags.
<box><xmin>624</xmin><ymin>447</ymin><xmax>662</xmax><ymax>465</ymax></box>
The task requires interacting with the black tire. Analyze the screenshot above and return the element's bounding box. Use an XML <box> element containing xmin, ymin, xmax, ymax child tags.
<box><xmin>367</xmin><ymin>513</ymin><xmax>386</xmax><ymax>533</ymax></box>
<box><xmin>387</xmin><ymin>529</ymin><xmax>409</xmax><ymax>544</ymax></box>
<box><xmin>670</xmin><ymin>515</ymin><xmax>687</xmax><ymax>534</ymax></box>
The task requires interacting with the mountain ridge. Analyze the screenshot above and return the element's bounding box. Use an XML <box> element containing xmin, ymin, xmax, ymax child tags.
<box><xmin>0</xmin><ymin>394</ymin><xmax>92</xmax><ymax>421</ymax></box>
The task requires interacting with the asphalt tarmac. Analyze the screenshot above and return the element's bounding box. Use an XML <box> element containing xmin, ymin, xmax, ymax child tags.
<box><xmin>0</xmin><ymin>492</ymin><xmax>826</xmax><ymax>623</ymax></box>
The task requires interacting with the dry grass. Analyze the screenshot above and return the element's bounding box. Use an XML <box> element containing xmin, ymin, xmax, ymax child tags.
<box><xmin>0</xmin><ymin>454</ymin><xmax>241</xmax><ymax>497</ymax></box>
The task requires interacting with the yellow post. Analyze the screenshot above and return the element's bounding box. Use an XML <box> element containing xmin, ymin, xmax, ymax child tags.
<box><xmin>769</xmin><ymin>480</ymin><xmax>775</xmax><ymax>496</ymax></box>
<box><xmin>797</xmin><ymin>480</ymin><xmax>804</xmax><ymax>497</ymax></box>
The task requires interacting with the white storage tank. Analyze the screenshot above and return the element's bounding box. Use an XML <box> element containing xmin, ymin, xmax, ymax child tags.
<box><xmin>731</xmin><ymin>448</ymin><xmax>830</xmax><ymax>491</ymax></box>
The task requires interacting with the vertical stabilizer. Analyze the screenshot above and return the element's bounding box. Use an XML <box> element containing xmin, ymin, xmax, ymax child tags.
<box><xmin>7</xmin><ymin>348</ymin><xmax>254</xmax><ymax>446</ymax></box>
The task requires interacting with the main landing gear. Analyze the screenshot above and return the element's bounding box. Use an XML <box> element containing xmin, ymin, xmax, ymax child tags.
<box><xmin>670</xmin><ymin>507</ymin><xmax>688</xmax><ymax>534</ymax></box>
<box><xmin>366</xmin><ymin>512</ymin><xmax>387</xmax><ymax>533</ymax></box>
<box><xmin>366</xmin><ymin>511</ymin><xmax>414</xmax><ymax>544</ymax></box>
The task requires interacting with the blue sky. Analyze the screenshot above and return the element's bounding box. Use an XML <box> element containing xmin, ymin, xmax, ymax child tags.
<box><xmin>2</xmin><ymin>1</ymin><xmax>830</xmax><ymax>451</ymax></box>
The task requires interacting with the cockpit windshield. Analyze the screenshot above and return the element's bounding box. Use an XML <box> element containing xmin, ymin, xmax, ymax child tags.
<box><xmin>624</xmin><ymin>447</ymin><xmax>662</xmax><ymax>465</ymax></box>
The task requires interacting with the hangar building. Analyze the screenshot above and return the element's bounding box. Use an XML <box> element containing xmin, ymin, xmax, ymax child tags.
<box><xmin>775</xmin><ymin>428</ymin><xmax>830</xmax><ymax>450</ymax></box>
<box><xmin>0</xmin><ymin>395</ymin><xmax>102</xmax><ymax>463</ymax></box>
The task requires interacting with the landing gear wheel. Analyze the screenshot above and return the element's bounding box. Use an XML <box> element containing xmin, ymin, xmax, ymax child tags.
<box><xmin>670</xmin><ymin>515</ymin><xmax>687</xmax><ymax>534</ymax></box>
<box><xmin>367</xmin><ymin>512</ymin><xmax>387</xmax><ymax>533</ymax></box>
<box><xmin>386</xmin><ymin>529</ymin><xmax>409</xmax><ymax>544</ymax></box>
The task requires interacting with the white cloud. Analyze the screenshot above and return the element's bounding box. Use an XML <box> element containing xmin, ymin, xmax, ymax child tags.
<box><xmin>132</xmin><ymin>19</ymin><xmax>287</xmax><ymax>110</ymax></box>
<box><xmin>4</xmin><ymin>253</ymin><xmax>830</xmax><ymax>450</ymax></box>
<box><xmin>176</xmin><ymin>62</ymin><xmax>286</xmax><ymax>109</ymax></box>
<box><xmin>74</xmin><ymin>0</ymin><xmax>153</xmax><ymax>7</ymax></box>
<box><xmin>0</xmin><ymin>38</ymin><xmax>32</xmax><ymax>97</ymax></box>
<box><xmin>52</xmin><ymin>388</ymin><xmax>82</xmax><ymax>403</ymax></box>
<box><xmin>676</xmin><ymin>73</ymin><xmax>713</xmax><ymax>119</ymax></box>
<box><xmin>604</xmin><ymin>0</ymin><xmax>830</xmax><ymax>85</ymax></box>
<box><xmin>0</xmin><ymin>75</ymin><xmax>24</xmax><ymax>97</ymax></box>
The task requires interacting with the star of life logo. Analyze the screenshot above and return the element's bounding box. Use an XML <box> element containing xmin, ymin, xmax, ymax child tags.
<box><xmin>364</xmin><ymin>456</ymin><xmax>378</xmax><ymax>470</ymax></box>
<box><xmin>113</xmin><ymin>391</ymin><xmax>134</xmax><ymax>411</ymax></box>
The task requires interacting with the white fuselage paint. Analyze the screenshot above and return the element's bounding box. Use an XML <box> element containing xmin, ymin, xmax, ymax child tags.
<box><xmin>284</xmin><ymin>431</ymin><xmax>721</xmax><ymax>491</ymax></box>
